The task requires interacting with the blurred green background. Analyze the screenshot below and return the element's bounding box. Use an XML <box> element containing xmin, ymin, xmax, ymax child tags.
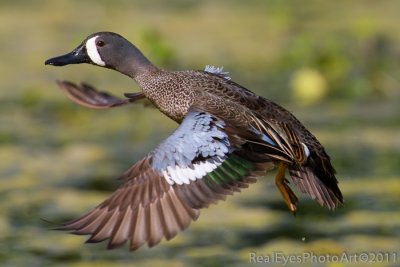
<box><xmin>1</xmin><ymin>0</ymin><xmax>400</xmax><ymax>266</ymax></box>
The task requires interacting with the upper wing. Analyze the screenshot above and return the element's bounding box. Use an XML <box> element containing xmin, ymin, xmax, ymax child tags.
<box><xmin>55</xmin><ymin>63</ymin><xmax>228</xmax><ymax>109</ymax></box>
<box><xmin>59</xmin><ymin>109</ymin><xmax>268</xmax><ymax>251</ymax></box>
<box><xmin>56</xmin><ymin>80</ymin><xmax>148</xmax><ymax>109</ymax></box>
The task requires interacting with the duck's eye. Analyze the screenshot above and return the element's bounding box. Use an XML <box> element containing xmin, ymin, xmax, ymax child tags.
<box><xmin>96</xmin><ymin>40</ymin><xmax>105</xmax><ymax>47</ymax></box>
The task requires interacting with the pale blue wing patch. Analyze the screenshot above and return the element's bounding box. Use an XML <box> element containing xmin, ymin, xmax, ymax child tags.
<box><xmin>152</xmin><ymin>111</ymin><xmax>231</xmax><ymax>185</ymax></box>
<box><xmin>204</xmin><ymin>65</ymin><xmax>231</xmax><ymax>80</ymax></box>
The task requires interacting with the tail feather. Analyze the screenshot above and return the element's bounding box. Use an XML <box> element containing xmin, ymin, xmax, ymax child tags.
<box><xmin>289</xmin><ymin>164</ymin><xmax>343</xmax><ymax>209</ymax></box>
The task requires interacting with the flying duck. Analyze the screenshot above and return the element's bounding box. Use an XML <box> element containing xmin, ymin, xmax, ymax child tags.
<box><xmin>45</xmin><ymin>32</ymin><xmax>343</xmax><ymax>251</ymax></box>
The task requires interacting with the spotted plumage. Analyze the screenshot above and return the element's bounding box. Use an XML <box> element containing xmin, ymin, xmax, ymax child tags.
<box><xmin>45</xmin><ymin>31</ymin><xmax>343</xmax><ymax>251</ymax></box>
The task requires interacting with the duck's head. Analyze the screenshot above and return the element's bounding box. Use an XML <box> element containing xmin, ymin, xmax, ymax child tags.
<box><xmin>45</xmin><ymin>32</ymin><xmax>154</xmax><ymax>77</ymax></box>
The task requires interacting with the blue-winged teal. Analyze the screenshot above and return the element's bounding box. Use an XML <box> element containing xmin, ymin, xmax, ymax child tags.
<box><xmin>45</xmin><ymin>32</ymin><xmax>343</xmax><ymax>251</ymax></box>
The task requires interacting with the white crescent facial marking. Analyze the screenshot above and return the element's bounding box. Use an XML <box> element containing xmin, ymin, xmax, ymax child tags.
<box><xmin>86</xmin><ymin>36</ymin><xmax>106</xmax><ymax>66</ymax></box>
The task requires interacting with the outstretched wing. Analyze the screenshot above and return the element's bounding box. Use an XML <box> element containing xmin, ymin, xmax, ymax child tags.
<box><xmin>56</xmin><ymin>80</ymin><xmax>147</xmax><ymax>109</ymax></box>
<box><xmin>62</xmin><ymin>156</ymin><xmax>200</xmax><ymax>251</ymax></box>
<box><xmin>60</xmin><ymin>109</ymin><xmax>267</xmax><ymax>251</ymax></box>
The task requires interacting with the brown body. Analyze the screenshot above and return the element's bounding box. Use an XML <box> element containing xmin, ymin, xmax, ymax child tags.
<box><xmin>138</xmin><ymin>69</ymin><xmax>326</xmax><ymax>162</ymax></box>
<box><xmin>134</xmin><ymin>67</ymin><xmax>341</xmax><ymax>210</ymax></box>
<box><xmin>46</xmin><ymin>32</ymin><xmax>343</xmax><ymax>251</ymax></box>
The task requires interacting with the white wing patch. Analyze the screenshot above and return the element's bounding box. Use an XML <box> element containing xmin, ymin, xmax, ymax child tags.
<box><xmin>204</xmin><ymin>65</ymin><xmax>231</xmax><ymax>80</ymax></box>
<box><xmin>162</xmin><ymin>157</ymin><xmax>224</xmax><ymax>185</ymax></box>
<box><xmin>86</xmin><ymin>36</ymin><xmax>106</xmax><ymax>66</ymax></box>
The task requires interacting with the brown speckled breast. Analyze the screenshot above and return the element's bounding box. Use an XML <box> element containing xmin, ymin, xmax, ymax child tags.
<box><xmin>135</xmin><ymin>69</ymin><xmax>323</xmax><ymax>152</ymax></box>
<box><xmin>135</xmin><ymin>70</ymin><xmax>197</xmax><ymax>122</ymax></box>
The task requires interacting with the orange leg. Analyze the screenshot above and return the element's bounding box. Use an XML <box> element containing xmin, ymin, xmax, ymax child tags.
<box><xmin>275</xmin><ymin>162</ymin><xmax>298</xmax><ymax>215</ymax></box>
